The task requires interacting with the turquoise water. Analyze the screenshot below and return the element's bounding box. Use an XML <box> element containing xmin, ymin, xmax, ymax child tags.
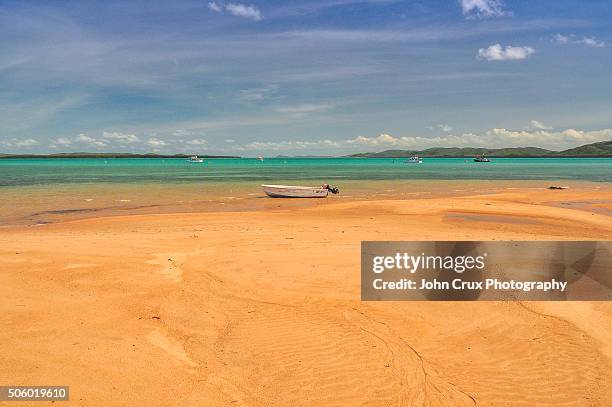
<box><xmin>1</xmin><ymin>157</ymin><xmax>611</xmax><ymax>187</ymax></box>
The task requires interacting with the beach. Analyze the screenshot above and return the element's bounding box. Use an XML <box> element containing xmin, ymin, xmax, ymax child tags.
<box><xmin>3</xmin><ymin>0</ymin><xmax>612</xmax><ymax>403</ymax></box>
<box><xmin>1</xmin><ymin>185</ymin><xmax>611</xmax><ymax>406</ymax></box>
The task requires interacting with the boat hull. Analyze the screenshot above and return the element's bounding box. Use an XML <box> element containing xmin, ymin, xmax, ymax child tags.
<box><xmin>262</xmin><ymin>185</ymin><xmax>329</xmax><ymax>198</ymax></box>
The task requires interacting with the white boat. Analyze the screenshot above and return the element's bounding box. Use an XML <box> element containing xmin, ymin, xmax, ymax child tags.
<box><xmin>474</xmin><ymin>155</ymin><xmax>490</xmax><ymax>162</ymax></box>
<box><xmin>187</xmin><ymin>155</ymin><xmax>203</xmax><ymax>163</ymax></box>
<box><xmin>406</xmin><ymin>156</ymin><xmax>423</xmax><ymax>164</ymax></box>
<box><xmin>262</xmin><ymin>184</ymin><xmax>339</xmax><ymax>198</ymax></box>
<box><xmin>257</xmin><ymin>156</ymin><xmax>264</xmax><ymax>162</ymax></box>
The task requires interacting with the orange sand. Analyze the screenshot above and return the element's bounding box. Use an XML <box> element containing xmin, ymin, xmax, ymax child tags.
<box><xmin>1</xmin><ymin>188</ymin><xmax>611</xmax><ymax>406</ymax></box>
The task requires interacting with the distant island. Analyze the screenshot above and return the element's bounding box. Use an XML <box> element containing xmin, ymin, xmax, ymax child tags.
<box><xmin>0</xmin><ymin>152</ymin><xmax>240</xmax><ymax>159</ymax></box>
<box><xmin>1</xmin><ymin>140</ymin><xmax>611</xmax><ymax>159</ymax></box>
<box><xmin>349</xmin><ymin>140</ymin><xmax>612</xmax><ymax>158</ymax></box>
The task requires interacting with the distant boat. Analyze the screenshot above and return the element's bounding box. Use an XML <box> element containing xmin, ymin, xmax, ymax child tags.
<box><xmin>474</xmin><ymin>155</ymin><xmax>490</xmax><ymax>162</ymax></box>
<box><xmin>257</xmin><ymin>156</ymin><xmax>264</xmax><ymax>162</ymax></box>
<box><xmin>406</xmin><ymin>156</ymin><xmax>423</xmax><ymax>164</ymax></box>
<box><xmin>262</xmin><ymin>184</ymin><xmax>339</xmax><ymax>198</ymax></box>
<box><xmin>186</xmin><ymin>155</ymin><xmax>203</xmax><ymax>163</ymax></box>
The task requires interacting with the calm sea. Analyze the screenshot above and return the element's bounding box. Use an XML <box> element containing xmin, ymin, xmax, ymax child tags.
<box><xmin>1</xmin><ymin>157</ymin><xmax>610</xmax><ymax>226</ymax></box>
<box><xmin>1</xmin><ymin>157</ymin><xmax>611</xmax><ymax>187</ymax></box>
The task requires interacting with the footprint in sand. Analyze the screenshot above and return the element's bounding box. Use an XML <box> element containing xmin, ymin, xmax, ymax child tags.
<box><xmin>147</xmin><ymin>328</ymin><xmax>197</xmax><ymax>370</ymax></box>
<box><xmin>146</xmin><ymin>253</ymin><xmax>185</xmax><ymax>283</ymax></box>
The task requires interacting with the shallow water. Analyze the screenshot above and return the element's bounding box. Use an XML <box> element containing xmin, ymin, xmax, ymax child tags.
<box><xmin>0</xmin><ymin>157</ymin><xmax>610</xmax><ymax>226</ymax></box>
<box><xmin>0</xmin><ymin>157</ymin><xmax>611</xmax><ymax>187</ymax></box>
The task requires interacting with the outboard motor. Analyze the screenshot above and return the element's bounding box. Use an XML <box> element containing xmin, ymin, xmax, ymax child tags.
<box><xmin>322</xmin><ymin>184</ymin><xmax>340</xmax><ymax>194</ymax></box>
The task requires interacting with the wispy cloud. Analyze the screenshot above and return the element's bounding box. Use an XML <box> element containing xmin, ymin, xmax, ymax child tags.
<box><xmin>0</xmin><ymin>138</ymin><xmax>40</xmax><ymax>148</ymax></box>
<box><xmin>553</xmin><ymin>33</ymin><xmax>605</xmax><ymax>48</ymax></box>
<box><xmin>276</xmin><ymin>103</ymin><xmax>334</xmax><ymax>118</ymax></box>
<box><xmin>243</xmin><ymin>139</ymin><xmax>339</xmax><ymax>151</ymax></box>
<box><xmin>185</xmin><ymin>138</ymin><xmax>208</xmax><ymax>146</ymax></box>
<box><xmin>237</xmin><ymin>85</ymin><xmax>279</xmax><ymax>102</ymax></box>
<box><xmin>529</xmin><ymin>120</ymin><xmax>552</xmax><ymax>130</ymax></box>
<box><xmin>0</xmin><ymin>2</ymin><xmax>606</xmax><ymax>153</ymax></box>
<box><xmin>0</xmin><ymin>93</ymin><xmax>87</xmax><ymax>132</ymax></box>
<box><xmin>578</xmin><ymin>37</ymin><xmax>606</xmax><ymax>48</ymax></box>
<box><xmin>460</xmin><ymin>0</ymin><xmax>507</xmax><ymax>18</ymax></box>
<box><xmin>269</xmin><ymin>0</ymin><xmax>399</xmax><ymax>19</ymax></box>
<box><xmin>553</xmin><ymin>33</ymin><xmax>570</xmax><ymax>44</ymax></box>
<box><xmin>208</xmin><ymin>2</ymin><xmax>263</xmax><ymax>21</ymax></box>
<box><xmin>477</xmin><ymin>44</ymin><xmax>535</xmax><ymax>61</ymax></box>
<box><xmin>208</xmin><ymin>2</ymin><xmax>223</xmax><ymax>12</ymax></box>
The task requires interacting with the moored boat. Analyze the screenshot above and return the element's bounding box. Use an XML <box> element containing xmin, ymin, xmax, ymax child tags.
<box><xmin>186</xmin><ymin>155</ymin><xmax>203</xmax><ymax>163</ymax></box>
<box><xmin>474</xmin><ymin>155</ymin><xmax>490</xmax><ymax>162</ymax></box>
<box><xmin>262</xmin><ymin>184</ymin><xmax>339</xmax><ymax>198</ymax></box>
<box><xmin>406</xmin><ymin>156</ymin><xmax>423</xmax><ymax>164</ymax></box>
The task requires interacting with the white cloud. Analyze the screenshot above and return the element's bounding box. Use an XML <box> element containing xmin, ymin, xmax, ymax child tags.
<box><xmin>576</xmin><ymin>37</ymin><xmax>605</xmax><ymax>48</ymax></box>
<box><xmin>0</xmin><ymin>138</ymin><xmax>40</xmax><ymax>148</ymax></box>
<box><xmin>552</xmin><ymin>33</ymin><xmax>570</xmax><ymax>44</ymax></box>
<box><xmin>238</xmin><ymin>85</ymin><xmax>278</xmax><ymax>102</ymax></box>
<box><xmin>553</xmin><ymin>34</ymin><xmax>606</xmax><ymax>48</ymax></box>
<box><xmin>224</xmin><ymin>139</ymin><xmax>236</xmax><ymax>143</ymax></box>
<box><xmin>13</xmin><ymin>138</ymin><xmax>40</xmax><ymax>147</ymax></box>
<box><xmin>55</xmin><ymin>137</ymin><xmax>73</xmax><ymax>146</ymax></box>
<box><xmin>276</xmin><ymin>103</ymin><xmax>333</xmax><ymax>118</ymax></box>
<box><xmin>477</xmin><ymin>44</ymin><xmax>535</xmax><ymax>61</ymax></box>
<box><xmin>529</xmin><ymin>120</ymin><xmax>552</xmax><ymax>130</ymax></box>
<box><xmin>439</xmin><ymin>124</ymin><xmax>453</xmax><ymax>132</ymax></box>
<box><xmin>226</xmin><ymin>3</ymin><xmax>263</xmax><ymax>20</ymax></box>
<box><xmin>171</xmin><ymin>129</ymin><xmax>196</xmax><ymax>138</ymax></box>
<box><xmin>208</xmin><ymin>2</ymin><xmax>263</xmax><ymax>21</ymax></box>
<box><xmin>48</xmin><ymin>133</ymin><xmax>137</xmax><ymax>149</ymax></box>
<box><xmin>460</xmin><ymin>0</ymin><xmax>506</xmax><ymax>18</ymax></box>
<box><xmin>343</xmin><ymin>128</ymin><xmax>612</xmax><ymax>150</ymax></box>
<box><xmin>146</xmin><ymin>138</ymin><xmax>167</xmax><ymax>147</ymax></box>
<box><xmin>244</xmin><ymin>139</ymin><xmax>339</xmax><ymax>151</ymax></box>
<box><xmin>208</xmin><ymin>2</ymin><xmax>222</xmax><ymax>12</ymax></box>
<box><xmin>185</xmin><ymin>138</ymin><xmax>208</xmax><ymax>145</ymax></box>
<box><xmin>75</xmin><ymin>134</ymin><xmax>107</xmax><ymax>147</ymax></box>
<box><xmin>102</xmin><ymin>131</ymin><xmax>140</xmax><ymax>144</ymax></box>
<box><xmin>48</xmin><ymin>137</ymin><xmax>73</xmax><ymax>148</ymax></box>
<box><xmin>347</xmin><ymin>133</ymin><xmax>401</xmax><ymax>146</ymax></box>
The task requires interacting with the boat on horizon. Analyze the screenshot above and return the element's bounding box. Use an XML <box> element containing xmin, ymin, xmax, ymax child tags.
<box><xmin>406</xmin><ymin>156</ymin><xmax>423</xmax><ymax>164</ymax></box>
<box><xmin>262</xmin><ymin>184</ymin><xmax>339</xmax><ymax>198</ymax></box>
<box><xmin>474</xmin><ymin>155</ymin><xmax>490</xmax><ymax>162</ymax></box>
<box><xmin>186</xmin><ymin>155</ymin><xmax>204</xmax><ymax>163</ymax></box>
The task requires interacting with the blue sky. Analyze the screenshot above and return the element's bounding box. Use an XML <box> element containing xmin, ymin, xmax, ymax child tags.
<box><xmin>1</xmin><ymin>0</ymin><xmax>611</xmax><ymax>155</ymax></box>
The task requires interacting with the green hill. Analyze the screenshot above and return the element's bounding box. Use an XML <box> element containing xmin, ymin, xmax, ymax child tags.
<box><xmin>556</xmin><ymin>141</ymin><xmax>612</xmax><ymax>157</ymax></box>
<box><xmin>349</xmin><ymin>141</ymin><xmax>611</xmax><ymax>158</ymax></box>
<box><xmin>0</xmin><ymin>152</ymin><xmax>240</xmax><ymax>159</ymax></box>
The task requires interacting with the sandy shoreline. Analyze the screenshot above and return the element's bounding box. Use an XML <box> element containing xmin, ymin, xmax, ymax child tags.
<box><xmin>1</xmin><ymin>188</ymin><xmax>611</xmax><ymax>405</ymax></box>
<box><xmin>3</xmin><ymin>179</ymin><xmax>609</xmax><ymax>227</ymax></box>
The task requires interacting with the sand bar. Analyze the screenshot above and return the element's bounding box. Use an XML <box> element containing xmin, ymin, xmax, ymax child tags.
<box><xmin>1</xmin><ymin>188</ymin><xmax>611</xmax><ymax>406</ymax></box>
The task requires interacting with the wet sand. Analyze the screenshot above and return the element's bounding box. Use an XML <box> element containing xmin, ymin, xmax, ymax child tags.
<box><xmin>1</xmin><ymin>187</ymin><xmax>611</xmax><ymax>406</ymax></box>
